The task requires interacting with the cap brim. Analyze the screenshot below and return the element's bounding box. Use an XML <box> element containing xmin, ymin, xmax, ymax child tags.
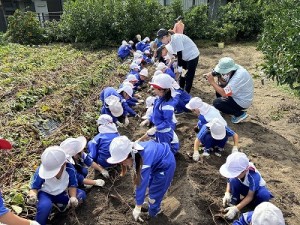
<box><xmin>219</xmin><ymin>164</ymin><xmax>240</xmax><ymax>178</ymax></box>
<box><xmin>66</xmin><ymin>155</ymin><xmax>75</xmax><ymax>164</ymax></box>
<box><xmin>185</xmin><ymin>103</ymin><xmax>193</xmax><ymax>110</ymax></box>
<box><xmin>39</xmin><ymin>164</ymin><xmax>62</xmax><ymax>179</ymax></box>
<box><xmin>132</xmin><ymin>142</ymin><xmax>144</xmax><ymax>151</ymax></box>
<box><xmin>211</xmin><ymin>132</ymin><xmax>226</xmax><ymax>140</ymax></box>
<box><xmin>77</xmin><ymin>136</ymin><xmax>87</xmax><ymax>151</ymax></box>
<box><xmin>0</xmin><ymin>139</ymin><xmax>12</xmax><ymax>150</ymax></box>
<box><xmin>214</xmin><ymin>64</ymin><xmax>239</xmax><ymax>74</ymax></box>
<box><xmin>106</xmin><ymin>155</ymin><xmax>127</xmax><ymax>164</ymax></box>
<box><xmin>149</xmin><ymin>83</ymin><xmax>162</xmax><ymax>89</ymax></box>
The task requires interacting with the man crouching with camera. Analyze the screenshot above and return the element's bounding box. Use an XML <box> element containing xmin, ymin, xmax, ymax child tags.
<box><xmin>204</xmin><ymin>57</ymin><xmax>254</xmax><ymax>124</ymax></box>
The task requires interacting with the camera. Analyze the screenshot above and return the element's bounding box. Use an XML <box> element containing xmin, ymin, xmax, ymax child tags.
<box><xmin>212</xmin><ymin>70</ymin><xmax>221</xmax><ymax>77</ymax></box>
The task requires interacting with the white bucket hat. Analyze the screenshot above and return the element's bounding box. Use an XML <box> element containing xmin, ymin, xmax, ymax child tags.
<box><xmin>117</xmin><ymin>85</ymin><xmax>133</xmax><ymax>98</ymax></box>
<box><xmin>214</xmin><ymin>57</ymin><xmax>239</xmax><ymax>74</ymax></box>
<box><xmin>156</xmin><ymin>62</ymin><xmax>168</xmax><ymax>71</ymax></box>
<box><xmin>60</xmin><ymin>136</ymin><xmax>87</xmax><ymax>164</ymax></box>
<box><xmin>39</xmin><ymin>146</ymin><xmax>67</xmax><ymax>179</ymax></box>
<box><xmin>105</xmin><ymin>95</ymin><xmax>123</xmax><ymax>117</ymax></box>
<box><xmin>121</xmin><ymin>40</ymin><xmax>128</xmax><ymax>46</ymax></box>
<box><xmin>206</xmin><ymin>118</ymin><xmax>226</xmax><ymax>140</ymax></box>
<box><xmin>143</xmin><ymin>37</ymin><xmax>150</xmax><ymax>42</ymax></box>
<box><xmin>153</xmin><ymin>70</ymin><xmax>163</xmax><ymax>77</ymax></box>
<box><xmin>165</xmin><ymin>43</ymin><xmax>176</xmax><ymax>55</ymax></box>
<box><xmin>219</xmin><ymin>152</ymin><xmax>250</xmax><ymax>178</ymax></box>
<box><xmin>128</xmin><ymin>40</ymin><xmax>134</xmax><ymax>45</ymax></box>
<box><xmin>145</xmin><ymin>96</ymin><xmax>156</xmax><ymax>108</ymax></box>
<box><xmin>252</xmin><ymin>202</ymin><xmax>285</xmax><ymax>225</ymax></box>
<box><xmin>130</xmin><ymin>62</ymin><xmax>140</xmax><ymax>70</ymax></box>
<box><xmin>126</xmin><ymin>74</ymin><xmax>138</xmax><ymax>82</ymax></box>
<box><xmin>97</xmin><ymin>114</ymin><xmax>113</xmax><ymax>125</ymax></box>
<box><xmin>185</xmin><ymin>97</ymin><xmax>211</xmax><ymax>115</ymax></box>
<box><xmin>139</xmin><ymin>68</ymin><xmax>148</xmax><ymax>77</ymax></box>
<box><xmin>107</xmin><ymin>136</ymin><xmax>144</xmax><ymax>164</ymax></box>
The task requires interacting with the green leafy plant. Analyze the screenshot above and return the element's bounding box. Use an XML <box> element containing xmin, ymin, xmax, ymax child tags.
<box><xmin>5</xmin><ymin>10</ymin><xmax>47</xmax><ymax>45</ymax></box>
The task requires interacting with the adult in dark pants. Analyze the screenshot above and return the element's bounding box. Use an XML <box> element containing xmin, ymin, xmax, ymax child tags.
<box><xmin>156</xmin><ymin>28</ymin><xmax>199</xmax><ymax>93</ymax></box>
<box><xmin>204</xmin><ymin>57</ymin><xmax>254</xmax><ymax>124</ymax></box>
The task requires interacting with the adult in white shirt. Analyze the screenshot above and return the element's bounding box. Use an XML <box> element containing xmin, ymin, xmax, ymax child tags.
<box><xmin>157</xmin><ymin>28</ymin><xmax>200</xmax><ymax>93</ymax></box>
<box><xmin>204</xmin><ymin>57</ymin><xmax>254</xmax><ymax>124</ymax></box>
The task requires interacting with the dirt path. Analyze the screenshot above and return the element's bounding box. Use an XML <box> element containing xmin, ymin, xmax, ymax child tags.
<box><xmin>55</xmin><ymin>44</ymin><xmax>300</xmax><ymax>225</ymax></box>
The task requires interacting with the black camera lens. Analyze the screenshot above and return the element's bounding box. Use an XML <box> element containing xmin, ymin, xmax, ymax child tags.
<box><xmin>212</xmin><ymin>70</ymin><xmax>220</xmax><ymax>77</ymax></box>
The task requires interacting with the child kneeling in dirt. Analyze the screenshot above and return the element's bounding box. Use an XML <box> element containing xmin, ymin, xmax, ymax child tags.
<box><xmin>60</xmin><ymin>136</ymin><xmax>106</xmax><ymax>186</ymax></box>
<box><xmin>233</xmin><ymin>202</ymin><xmax>285</xmax><ymax>225</ymax></box>
<box><xmin>88</xmin><ymin>114</ymin><xmax>120</xmax><ymax>175</ymax></box>
<box><xmin>192</xmin><ymin>118</ymin><xmax>238</xmax><ymax>161</ymax></box>
<box><xmin>107</xmin><ymin>136</ymin><xmax>176</xmax><ymax>222</ymax></box>
<box><xmin>28</xmin><ymin>146</ymin><xmax>86</xmax><ymax>225</ymax></box>
<box><xmin>219</xmin><ymin>152</ymin><xmax>273</xmax><ymax>220</ymax></box>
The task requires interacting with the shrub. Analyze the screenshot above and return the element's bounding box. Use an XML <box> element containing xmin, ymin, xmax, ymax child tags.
<box><xmin>258</xmin><ymin>0</ymin><xmax>300</xmax><ymax>87</ymax></box>
<box><xmin>5</xmin><ymin>10</ymin><xmax>47</xmax><ymax>45</ymax></box>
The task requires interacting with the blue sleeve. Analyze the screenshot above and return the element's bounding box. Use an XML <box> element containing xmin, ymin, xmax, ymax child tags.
<box><xmin>197</xmin><ymin>125</ymin><xmax>208</xmax><ymax>141</ymax></box>
<box><xmin>135</xmin><ymin>166</ymin><xmax>151</xmax><ymax>206</ymax></box>
<box><xmin>248</xmin><ymin>171</ymin><xmax>261</xmax><ymax>192</ymax></box>
<box><xmin>225</xmin><ymin>126</ymin><xmax>235</xmax><ymax>137</ymax></box>
<box><xmin>156</xmin><ymin>104</ymin><xmax>174</xmax><ymax>130</ymax></box>
<box><xmin>66</xmin><ymin>164</ymin><xmax>78</xmax><ymax>187</ymax></box>
<box><xmin>88</xmin><ymin>135</ymin><xmax>100</xmax><ymax>161</ymax></box>
<box><xmin>82</xmin><ymin>152</ymin><xmax>93</xmax><ymax>167</ymax></box>
<box><xmin>233</xmin><ymin>212</ymin><xmax>252</xmax><ymax>225</ymax></box>
<box><xmin>197</xmin><ymin>115</ymin><xmax>207</xmax><ymax>130</ymax></box>
<box><xmin>30</xmin><ymin>167</ymin><xmax>45</xmax><ymax>190</ymax></box>
<box><xmin>0</xmin><ymin>193</ymin><xmax>9</xmax><ymax>216</ymax></box>
<box><xmin>121</xmin><ymin>99</ymin><xmax>136</xmax><ymax>116</ymax></box>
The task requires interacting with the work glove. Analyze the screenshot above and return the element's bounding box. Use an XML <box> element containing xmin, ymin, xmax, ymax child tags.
<box><xmin>27</xmin><ymin>194</ymin><xmax>38</xmax><ymax>205</ymax></box>
<box><xmin>132</xmin><ymin>205</ymin><xmax>142</xmax><ymax>221</ymax></box>
<box><xmin>147</xmin><ymin>127</ymin><xmax>157</xmax><ymax>136</ymax></box>
<box><xmin>140</xmin><ymin>119</ymin><xmax>150</xmax><ymax>127</ymax></box>
<box><xmin>101</xmin><ymin>169</ymin><xmax>110</xmax><ymax>178</ymax></box>
<box><xmin>116</xmin><ymin>121</ymin><xmax>124</xmax><ymax>127</ymax></box>
<box><xmin>193</xmin><ymin>151</ymin><xmax>200</xmax><ymax>162</ymax></box>
<box><xmin>222</xmin><ymin>192</ymin><xmax>232</xmax><ymax>207</ymax></box>
<box><xmin>94</xmin><ymin>179</ymin><xmax>105</xmax><ymax>187</ymax></box>
<box><xmin>177</xmin><ymin>66</ymin><xmax>183</xmax><ymax>73</ymax></box>
<box><xmin>124</xmin><ymin>117</ymin><xmax>130</xmax><ymax>126</ymax></box>
<box><xmin>138</xmin><ymin>99</ymin><xmax>144</xmax><ymax>103</ymax></box>
<box><xmin>224</xmin><ymin>206</ymin><xmax>239</xmax><ymax>220</ymax></box>
<box><xmin>69</xmin><ymin>197</ymin><xmax>79</xmax><ymax>208</ymax></box>
<box><xmin>232</xmin><ymin>146</ymin><xmax>238</xmax><ymax>153</ymax></box>
<box><xmin>30</xmin><ymin>221</ymin><xmax>40</xmax><ymax>225</ymax></box>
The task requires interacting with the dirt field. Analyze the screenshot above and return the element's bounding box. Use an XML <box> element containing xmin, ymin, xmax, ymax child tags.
<box><xmin>49</xmin><ymin>44</ymin><xmax>300</xmax><ymax>225</ymax></box>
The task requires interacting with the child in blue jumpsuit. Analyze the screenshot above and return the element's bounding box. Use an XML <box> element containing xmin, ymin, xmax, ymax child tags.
<box><xmin>193</xmin><ymin>118</ymin><xmax>238</xmax><ymax>161</ymax></box>
<box><xmin>148</xmin><ymin>74</ymin><xmax>179</xmax><ymax>154</ymax></box>
<box><xmin>156</xmin><ymin>62</ymin><xmax>176</xmax><ymax>79</ymax></box>
<box><xmin>60</xmin><ymin>136</ymin><xmax>107</xmax><ymax>185</ymax></box>
<box><xmin>28</xmin><ymin>146</ymin><xmax>86</xmax><ymax>225</ymax></box>
<box><xmin>219</xmin><ymin>152</ymin><xmax>273</xmax><ymax>220</ymax></box>
<box><xmin>134</xmin><ymin>68</ymin><xmax>148</xmax><ymax>91</ymax></box>
<box><xmin>171</xmin><ymin>80</ymin><xmax>191</xmax><ymax>114</ymax></box>
<box><xmin>107</xmin><ymin>136</ymin><xmax>176</xmax><ymax>221</ymax></box>
<box><xmin>88</xmin><ymin>114</ymin><xmax>120</xmax><ymax>169</ymax></box>
<box><xmin>0</xmin><ymin>139</ymin><xmax>40</xmax><ymax>225</ymax></box>
<box><xmin>117</xmin><ymin>40</ymin><xmax>133</xmax><ymax>60</ymax></box>
<box><xmin>233</xmin><ymin>202</ymin><xmax>285</xmax><ymax>225</ymax></box>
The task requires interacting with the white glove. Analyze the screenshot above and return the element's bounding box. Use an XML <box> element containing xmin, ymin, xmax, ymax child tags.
<box><xmin>177</xmin><ymin>66</ymin><xmax>183</xmax><ymax>73</ymax></box>
<box><xmin>30</xmin><ymin>221</ymin><xmax>40</xmax><ymax>225</ymax></box>
<box><xmin>222</xmin><ymin>192</ymin><xmax>232</xmax><ymax>207</ymax></box>
<box><xmin>27</xmin><ymin>194</ymin><xmax>38</xmax><ymax>205</ymax></box>
<box><xmin>116</xmin><ymin>121</ymin><xmax>124</xmax><ymax>127</ymax></box>
<box><xmin>94</xmin><ymin>179</ymin><xmax>105</xmax><ymax>187</ymax></box>
<box><xmin>232</xmin><ymin>146</ymin><xmax>238</xmax><ymax>153</ymax></box>
<box><xmin>138</xmin><ymin>99</ymin><xmax>144</xmax><ymax>103</ymax></box>
<box><xmin>101</xmin><ymin>169</ymin><xmax>110</xmax><ymax>178</ymax></box>
<box><xmin>139</xmin><ymin>119</ymin><xmax>150</xmax><ymax>127</ymax></box>
<box><xmin>132</xmin><ymin>205</ymin><xmax>142</xmax><ymax>221</ymax></box>
<box><xmin>224</xmin><ymin>206</ymin><xmax>239</xmax><ymax>220</ymax></box>
<box><xmin>124</xmin><ymin>117</ymin><xmax>129</xmax><ymax>126</ymax></box>
<box><xmin>193</xmin><ymin>151</ymin><xmax>200</xmax><ymax>162</ymax></box>
<box><xmin>147</xmin><ymin>127</ymin><xmax>157</xmax><ymax>136</ymax></box>
<box><xmin>69</xmin><ymin>197</ymin><xmax>79</xmax><ymax>208</ymax></box>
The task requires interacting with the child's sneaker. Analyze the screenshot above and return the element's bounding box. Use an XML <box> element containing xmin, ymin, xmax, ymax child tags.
<box><xmin>214</xmin><ymin>147</ymin><xmax>224</xmax><ymax>157</ymax></box>
<box><xmin>231</xmin><ymin>112</ymin><xmax>248</xmax><ymax>123</ymax></box>
<box><xmin>202</xmin><ymin>147</ymin><xmax>211</xmax><ymax>157</ymax></box>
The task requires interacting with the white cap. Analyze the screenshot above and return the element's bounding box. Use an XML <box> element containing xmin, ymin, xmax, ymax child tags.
<box><xmin>150</xmin><ymin>73</ymin><xmax>173</xmax><ymax>89</ymax></box>
<box><xmin>117</xmin><ymin>85</ymin><xmax>133</xmax><ymax>98</ymax></box>
<box><xmin>252</xmin><ymin>202</ymin><xmax>285</xmax><ymax>225</ymax></box>
<box><xmin>143</xmin><ymin>37</ymin><xmax>150</xmax><ymax>42</ymax></box>
<box><xmin>185</xmin><ymin>97</ymin><xmax>211</xmax><ymax>115</ymax></box>
<box><xmin>144</xmin><ymin>50</ymin><xmax>150</xmax><ymax>54</ymax></box>
<box><xmin>136</xmin><ymin>34</ymin><xmax>141</xmax><ymax>42</ymax></box>
<box><xmin>206</xmin><ymin>118</ymin><xmax>226</xmax><ymax>140</ymax></box>
<box><xmin>219</xmin><ymin>152</ymin><xmax>250</xmax><ymax>178</ymax></box>
<box><xmin>130</xmin><ymin>62</ymin><xmax>140</xmax><ymax>70</ymax></box>
<box><xmin>172</xmin><ymin>79</ymin><xmax>180</xmax><ymax>89</ymax></box>
<box><xmin>156</xmin><ymin>62</ymin><xmax>168</xmax><ymax>71</ymax></box>
<box><xmin>122</xmin><ymin>81</ymin><xmax>134</xmax><ymax>89</ymax></box>
<box><xmin>139</xmin><ymin>68</ymin><xmax>148</xmax><ymax>77</ymax></box>
<box><xmin>39</xmin><ymin>146</ymin><xmax>67</xmax><ymax>179</ymax></box>
<box><xmin>97</xmin><ymin>114</ymin><xmax>113</xmax><ymax>125</ymax></box>
<box><xmin>105</xmin><ymin>95</ymin><xmax>123</xmax><ymax>117</ymax></box>
<box><xmin>107</xmin><ymin>136</ymin><xmax>144</xmax><ymax>164</ymax></box>
<box><xmin>146</xmin><ymin>96</ymin><xmax>156</xmax><ymax>108</ymax></box>
<box><xmin>126</xmin><ymin>74</ymin><xmax>138</xmax><ymax>82</ymax></box>
<box><xmin>121</xmin><ymin>40</ymin><xmax>128</xmax><ymax>46</ymax></box>
<box><xmin>128</xmin><ymin>40</ymin><xmax>134</xmax><ymax>45</ymax></box>
<box><xmin>153</xmin><ymin>70</ymin><xmax>163</xmax><ymax>77</ymax></box>
<box><xmin>165</xmin><ymin>44</ymin><xmax>176</xmax><ymax>55</ymax></box>
<box><xmin>60</xmin><ymin>136</ymin><xmax>87</xmax><ymax>164</ymax></box>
